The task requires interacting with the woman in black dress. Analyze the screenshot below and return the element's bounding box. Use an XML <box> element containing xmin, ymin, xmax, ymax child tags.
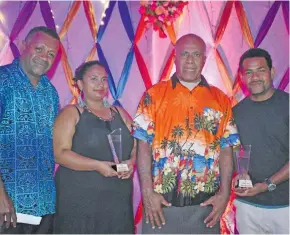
<box><xmin>53</xmin><ymin>61</ymin><xmax>135</xmax><ymax>234</ymax></box>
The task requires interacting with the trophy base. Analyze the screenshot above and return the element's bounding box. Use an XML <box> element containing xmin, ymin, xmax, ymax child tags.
<box><xmin>112</xmin><ymin>164</ymin><xmax>129</xmax><ymax>172</ymax></box>
<box><xmin>238</xmin><ymin>179</ymin><xmax>253</xmax><ymax>188</ymax></box>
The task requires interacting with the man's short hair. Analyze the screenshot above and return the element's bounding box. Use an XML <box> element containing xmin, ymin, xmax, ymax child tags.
<box><xmin>25</xmin><ymin>26</ymin><xmax>60</xmax><ymax>41</ymax></box>
<box><xmin>239</xmin><ymin>48</ymin><xmax>272</xmax><ymax>71</ymax></box>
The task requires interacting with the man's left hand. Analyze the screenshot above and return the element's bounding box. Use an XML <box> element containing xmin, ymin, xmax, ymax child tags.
<box><xmin>234</xmin><ymin>182</ymin><xmax>267</xmax><ymax>197</ymax></box>
<box><xmin>200</xmin><ymin>193</ymin><xmax>229</xmax><ymax>228</ymax></box>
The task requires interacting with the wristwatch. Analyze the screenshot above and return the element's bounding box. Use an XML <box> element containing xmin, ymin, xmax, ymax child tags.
<box><xmin>265</xmin><ymin>178</ymin><xmax>276</xmax><ymax>191</ymax></box>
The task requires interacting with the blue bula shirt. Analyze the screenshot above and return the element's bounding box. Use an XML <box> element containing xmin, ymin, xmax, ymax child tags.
<box><xmin>0</xmin><ymin>58</ymin><xmax>59</xmax><ymax>216</ymax></box>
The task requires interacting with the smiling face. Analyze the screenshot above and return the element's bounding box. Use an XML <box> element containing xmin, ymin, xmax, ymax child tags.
<box><xmin>77</xmin><ymin>64</ymin><xmax>109</xmax><ymax>102</ymax></box>
<box><xmin>175</xmin><ymin>35</ymin><xmax>206</xmax><ymax>83</ymax></box>
<box><xmin>241</xmin><ymin>57</ymin><xmax>275</xmax><ymax>101</ymax></box>
<box><xmin>20</xmin><ymin>31</ymin><xmax>59</xmax><ymax>81</ymax></box>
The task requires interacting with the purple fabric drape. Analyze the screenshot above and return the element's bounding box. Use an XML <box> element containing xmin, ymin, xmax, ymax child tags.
<box><xmin>282</xmin><ymin>1</ymin><xmax>289</xmax><ymax>34</ymax></box>
<box><xmin>9</xmin><ymin>1</ymin><xmax>37</xmax><ymax>58</ymax></box>
<box><xmin>278</xmin><ymin>68</ymin><xmax>289</xmax><ymax>91</ymax></box>
<box><xmin>254</xmin><ymin>1</ymin><xmax>281</xmax><ymax>47</ymax></box>
<box><xmin>39</xmin><ymin>1</ymin><xmax>56</xmax><ymax>31</ymax></box>
<box><xmin>9</xmin><ymin>42</ymin><xmax>21</xmax><ymax>58</ymax></box>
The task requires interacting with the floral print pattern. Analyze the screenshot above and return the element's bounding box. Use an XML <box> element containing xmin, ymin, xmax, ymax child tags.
<box><xmin>132</xmin><ymin>76</ymin><xmax>240</xmax><ymax>203</ymax></box>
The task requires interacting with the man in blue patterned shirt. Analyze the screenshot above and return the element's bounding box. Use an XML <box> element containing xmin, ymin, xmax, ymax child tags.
<box><xmin>0</xmin><ymin>26</ymin><xmax>60</xmax><ymax>233</ymax></box>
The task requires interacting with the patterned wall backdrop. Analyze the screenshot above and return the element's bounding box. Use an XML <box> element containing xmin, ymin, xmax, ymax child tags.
<box><xmin>0</xmin><ymin>1</ymin><xmax>288</xmax><ymax>233</ymax></box>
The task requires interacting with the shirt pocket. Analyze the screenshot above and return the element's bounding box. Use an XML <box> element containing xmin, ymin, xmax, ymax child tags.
<box><xmin>202</xmin><ymin>107</ymin><xmax>223</xmax><ymax>135</ymax></box>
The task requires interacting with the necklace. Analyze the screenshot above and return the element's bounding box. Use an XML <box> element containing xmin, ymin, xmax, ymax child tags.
<box><xmin>84</xmin><ymin>105</ymin><xmax>115</xmax><ymax>122</ymax></box>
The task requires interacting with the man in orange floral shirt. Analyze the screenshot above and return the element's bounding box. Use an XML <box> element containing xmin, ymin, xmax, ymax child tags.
<box><xmin>132</xmin><ymin>34</ymin><xmax>240</xmax><ymax>234</ymax></box>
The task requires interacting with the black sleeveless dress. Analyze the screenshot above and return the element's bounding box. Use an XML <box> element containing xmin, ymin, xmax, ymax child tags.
<box><xmin>53</xmin><ymin>107</ymin><xmax>134</xmax><ymax>234</ymax></box>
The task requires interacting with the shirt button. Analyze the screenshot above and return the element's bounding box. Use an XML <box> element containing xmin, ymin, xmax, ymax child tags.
<box><xmin>190</xmin><ymin>107</ymin><xmax>193</xmax><ymax>109</ymax></box>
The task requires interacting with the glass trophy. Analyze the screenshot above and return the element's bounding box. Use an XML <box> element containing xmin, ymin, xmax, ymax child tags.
<box><xmin>234</xmin><ymin>145</ymin><xmax>253</xmax><ymax>188</ymax></box>
<box><xmin>107</xmin><ymin>128</ymin><xmax>129</xmax><ymax>172</ymax></box>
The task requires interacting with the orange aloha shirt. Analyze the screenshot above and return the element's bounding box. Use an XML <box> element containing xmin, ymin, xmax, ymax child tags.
<box><xmin>132</xmin><ymin>74</ymin><xmax>240</xmax><ymax>206</ymax></box>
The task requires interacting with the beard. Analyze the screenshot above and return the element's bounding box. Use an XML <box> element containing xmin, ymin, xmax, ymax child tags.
<box><xmin>30</xmin><ymin>57</ymin><xmax>50</xmax><ymax>76</ymax></box>
<box><xmin>249</xmin><ymin>81</ymin><xmax>265</xmax><ymax>94</ymax></box>
<box><xmin>179</xmin><ymin>70</ymin><xmax>201</xmax><ymax>82</ymax></box>
<box><xmin>249</xmin><ymin>81</ymin><xmax>273</xmax><ymax>97</ymax></box>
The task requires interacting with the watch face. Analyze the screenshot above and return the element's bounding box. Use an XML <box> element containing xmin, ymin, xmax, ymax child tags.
<box><xmin>268</xmin><ymin>184</ymin><xmax>276</xmax><ymax>191</ymax></box>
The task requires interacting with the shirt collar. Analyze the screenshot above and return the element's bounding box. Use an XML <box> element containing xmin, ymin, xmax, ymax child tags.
<box><xmin>171</xmin><ymin>72</ymin><xmax>210</xmax><ymax>89</ymax></box>
<box><xmin>13</xmin><ymin>58</ymin><xmax>27</xmax><ymax>78</ymax></box>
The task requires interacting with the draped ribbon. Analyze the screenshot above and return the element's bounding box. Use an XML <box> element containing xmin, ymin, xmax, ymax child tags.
<box><xmin>254</xmin><ymin>1</ymin><xmax>281</xmax><ymax>48</ymax></box>
<box><xmin>59</xmin><ymin>1</ymin><xmax>81</xmax><ymax>39</ymax></box>
<box><xmin>83</xmin><ymin>0</ymin><xmax>98</xmax><ymax>42</ymax></box>
<box><xmin>0</xmin><ymin>17</ymin><xmax>11</xmax><ymax>65</ymax></box>
<box><xmin>60</xmin><ymin>43</ymin><xmax>79</xmax><ymax>104</ymax></box>
<box><xmin>235</xmin><ymin>1</ymin><xmax>254</xmax><ymax>48</ymax></box>
<box><xmin>214</xmin><ymin>1</ymin><xmax>234</xmax><ymax>45</ymax></box>
<box><xmin>133</xmin><ymin>15</ymin><xmax>152</xmax><ymax>89</ymax></box>
<box><xmin>232</xmin><ymin>1</ymin><xmax>254</xmax><ymax>96</ymax></box>
<box><xmin>158</xmin><ymin>24</ymin><xmax>177</xmax><ymax>82</ymax></box>
<box><xmin>134</xmin><ymin>195</ymin><xmax>143</xmax><ymax>233</ymax></box>
<box><xmin>115</xmin><ymin>1</ymin><xmax>135</xmax><ymax>102</ymax></box>
<box><xmin>9</xmin><ymin>1</ymin><xmax>37</xmax><ymax>58</ymax></box>
<box><xmin>116</xmin><ymin>58</ymin><xmax>135</xmax><ymax>95</ymax></box>
<box><xmin>134</xmin><ymin>15</ymin><xmax>147</xmax><ymax>44</ymax></box>
<box><xmin>213</xmin><ymin>1</ymin><xmax>234</xmax><ymax>97</ymax></box>
<box><xmin>0</xmin><ymin>41</ymin><xmax>10</xmax><ymax>65</ymax></box>
<box><xmin>119</xmin><ymin>1</ymin><xmax>135</xmax><ymax>42</ymax></box>
<box><xmin>58</xmin><ymin>0</ymin><xmax>81</xmax><ymax>104</ymax></box>
<box><xmin>278</xmin><ymin>68</ymin><xmax>289</xmax><ymax>91</ymax></box>
<box><xmin>47</xmin><ymin>49</ymin><xmax>62</xmax><ymax>80</ymax></box>
<box><xmin>215</xmin><ymin>49</ymin><xmax>233</xmax><ymax>96</ymax></box>
<box><xmin>220</xmin><ymin>172</ymin><xmax>239</xmax><ymax>234</ymax></box>
<box><xmin>96</xmin><ymin>44</ymin><xmax>117</xmax><ymax>97</ymax></box>
<box><xmin>0</xmin><ymin>13</ymin><xmax>9</xmax><ymax>36</ymax></box>
<box><xmin>62</xmin><ymin>1</ymin><xmax>98</xmax><ymax>104</ymax></box>
<box><xmin>115</xmin><ymin>47</ymin><xmax>134</xmax><ymax>101</ymax></box>
<box><xmin>83</xmin><ymin>0</ymin><xmax>98</xmax><ymax>74</ymax></box>
<box><xmin>159</xmin><ymin>48</ymin><xmax>175</xmax><ymax>81</ymax></box>
<box><xmin>215</xmin><ymin>55</ymin><xmax>234</xmax><ymax>97</ymax></box>
<box><xmin>134</xmin><ymin>45</ymin><xmax>152</xmax><ymax>89</ymax></box>
<box><xmin>96</xmin><ymin>1</ymin><xmax>135</xmax><ymax>106</ymax></box>
<box><xmin>39</xmin><ymin>1</ymin><xmax>56</xmax><ymax>31</ymax></box>
<box><xmin>166</xmin><ymin>24</ymin><xmax>177</xmax><ymax>45</ymax></box>
<box><xmin>135</xmin><ymin>6</ymin><xmax>183</xmax><ymax>86</ymax></box>
<box><xmin>97</xmin><ymin>1</ymin><xmax>116</xmax><ymax>43</ymax></box>
<box><xmin>157</xmin><ymin>37</ymin><xmax>175</xmax><ymax>82</ymax></box>
<box><xmin>96</xmin><ymin>1</ymin><xmax>117</xmax><ymax>103</ymax></box>
<box><xmin>282</xmin><ymin>2</ymin><xmax>289</xmax><ymax>34</ymax></box>
<box><xmin>232</xmin><ymin>72</ymin><xmax>249</xmax><ymax>97</ymax></box>
<box><xmin>39</xmin><ymin>1</ymin><xmax>61</xmax><ymax>79</ymax></box>
<box><xmin>9</xmin><ymin>42</ymin><xmax>20</xmax><ymax>59</ymax></box>
<box><xmin>9</xmin><ymin>1</ymin><xmax>37</xmax><ymax>41</ymax></box>
<box><xmin>85</xmin><ymin>46</ymin><xmax>97</xmax><ymax>62</ymax></box>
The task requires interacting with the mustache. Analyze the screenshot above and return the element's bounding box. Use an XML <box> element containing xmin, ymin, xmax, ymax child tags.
<box><xmin>250</xmin><ymin>81</ymin><xmax>264</xmax><ymax>85</ymax></box>
<box><xmin>34</xmin><ymin>57</ymin><xmax>49</xmax><ymax>67</ymax></box>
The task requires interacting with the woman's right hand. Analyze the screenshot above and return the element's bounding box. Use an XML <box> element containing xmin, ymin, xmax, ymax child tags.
<box><xmin>96</xmin><ymin>161</ymin><xmax>118</xmax><ymax>177</ymax></box>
